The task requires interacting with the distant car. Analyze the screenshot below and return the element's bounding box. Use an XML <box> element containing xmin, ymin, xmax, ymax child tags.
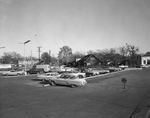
<box><xmin>58</xmin><ymin>71</ymin><xmax>86</xmax><ymax>78</ymax></box>
<box><xmin>85</xmin><ymin>69</ymin><xmax>109</xmax><ymax>76</ymax></box>
<box><xmin>141</xmin><ymin>65</ymin><xmax>150</xmax><ymax>68</ymax></box>
<box><xmin>108</xmin><ymin>67</ymin><xmax>121</xmax><ymax>72</ymax></box>
<box><xmin>37</xmin><ymin>72</ymin><xmax>61</xmax><ymax>81</ymax></box>
<box><xmin>119</xmin><ymin>65</ymin><xmax>128</xmax><ymax>70</ymax></box>
<box><xmin>85</xmin><ymin>72</ymin><xmax>94</xmax><ymax>77</ymax></box>
<box><xmin>26</xmin><ymin>68</ymin><xmax>44</xmax><ymax>74</ymax></box>
<box><xmin>72</xmin><ymin>71</ymin><xmax>86</xmax><ymax>78</ymax></box>
<box><xmin>3</xmin><ymin>70</ymin><xmax>25</xmax><ymax>76</ymax></box>
<box><xmin>0</xmin><ymin>70</ymin><xmax>10</xmax><ymax>76</ymax></box>
<box><xmin>92</xmin><ymin>69</ymin><xmax>109</xmax><ymax>75</ymax></box>
<box><xmin>115</xmin><ymin>67</ymin><xmax>122</xmax><ymax>71</ymax></box>
<box><xmin>49</xmin><ymin>73</ymin><xmax>87</xmax><ymax>88</ymax></box>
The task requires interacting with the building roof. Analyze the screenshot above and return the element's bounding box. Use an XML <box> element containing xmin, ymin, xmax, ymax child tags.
<box><xmin>77</xmin><ymin>54</ymin><xmax>101</xmax><ymax>64</ymax></box>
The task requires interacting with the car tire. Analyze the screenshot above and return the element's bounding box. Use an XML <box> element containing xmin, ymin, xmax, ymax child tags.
<box><xmin>51</xmin><ymin>81</ymin><xmax>56</xmax><ymax>86</ymax></box>
<box><xmin>70</xmin><ymin>84</ymin><xmax>78</xmax><ymax>88</ymax></box>
<box><xmin>79</xmin><ymin>75</ymin><xmax>83</xmax><ymax>78</ymax></box>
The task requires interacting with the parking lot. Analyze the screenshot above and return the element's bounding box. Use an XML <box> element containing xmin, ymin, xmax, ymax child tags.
<box><xmin>0</xmin><ymin>68</ymin><xmax>150</xmax><ymax>118</ymax></box>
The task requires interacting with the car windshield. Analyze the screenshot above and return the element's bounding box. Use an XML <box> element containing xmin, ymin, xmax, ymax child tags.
<box><xmin>60</xmin><ymin>74</ymin><xmax>76</xmax><ymax>79</ymax></box>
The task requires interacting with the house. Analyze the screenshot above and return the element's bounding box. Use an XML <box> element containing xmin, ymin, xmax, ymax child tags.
<box><xmin>141</xmin><ymin>56</ymin><xmax>150</xmax><ymax>66</ymax></box>
<box><xmin>76</xmin><ymin>54</ymin><xmax>101</xmax><ymax>68</ymax></box>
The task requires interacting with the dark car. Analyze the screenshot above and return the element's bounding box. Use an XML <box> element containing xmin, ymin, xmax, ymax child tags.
<box><xmin>26</xmin><ymin>68</ymin><xmax>44</xmax><ymax>74</ymax></box>
<box><xmin>85</xmin><ymin>72</ymin><xmax>94</xmax><ymax>77</ymax></box>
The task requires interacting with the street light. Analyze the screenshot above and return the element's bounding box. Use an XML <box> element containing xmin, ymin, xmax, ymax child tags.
<box><xmin>24</xmin><ymin>40</ymin><xmax>31</xmax><ymax>44</ymax></box>
<box><xmin>23</xmin><ymin>40</ymin><xmax>31</xmax><ymax>58</ymax></box>
<box><xmin>19</xmin><ymin>40</ymin><xmax>31</xmax><ymax>75</ymax></box>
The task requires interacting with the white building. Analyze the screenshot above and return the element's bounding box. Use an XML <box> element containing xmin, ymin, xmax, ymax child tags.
<box><xmin>141</xmin><ymin>56</ymin><xmax>150</xmax><ymax>66</ymax></box>
<box><xmin>18</xmin><ymin>60</ymin><xmax>39</xmax><ymax>69</ymax></box>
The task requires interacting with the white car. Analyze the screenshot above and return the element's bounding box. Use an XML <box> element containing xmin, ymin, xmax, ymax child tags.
<box><xmin>49</xmin><ymin>73</ymin><xmax>87</xmax><ymax>88</ymax></box>
<box><xmin>108</xmin><ymin>67</ymin><xmax>122</xmax><ymax>72</ymax></box>
<box><xmin>141</xmin><ymin>65</ymin><xmax>150</xmax><ymax>68</ymax></box>
<box><xmin>37</xmin><ymin>72</ymin><xmax>61</xmax><ymax>81</ymax></box>
<box><xmin>2</xmin><ymin>70</ymin><xmax>25</xmax><ymax>76</ymax></box>
<box><xmin>59</xmin><ymin>71</ymin><xmax>86</xmax><ymax>78</ymax></box>
<box><xmin>87</xmin><ymin>69</ymin><xmax>109</xmax><ymax>75</ymax></box>
<box><xmin>119</xmin><ymin>65</ymin><xmax>128</xmax><ymax>70</ymax></box>
<box><xmin>71</xmin><ymin>71</ymin><xmax>86</xmax><ymax>78</ymax></box>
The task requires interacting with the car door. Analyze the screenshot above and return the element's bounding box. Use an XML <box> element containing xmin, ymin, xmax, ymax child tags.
<box><xmin>54</xmin><ymin>77</ymin><xmax>67</xmax><ymax>85</ymax></box>
<box><xmin>63</xmin><ymin>75</ymin><xmax>75</xmax><ymax>86</ymax></box>
<box><xmin>66</xmin><ymin>76</ymin><xmax>80</xmax><ymax>86</ymax></box>
<box><xmin>9</xmin><ymin>70</ymin><xmax>15</xmax><ymax>75</ymax></box>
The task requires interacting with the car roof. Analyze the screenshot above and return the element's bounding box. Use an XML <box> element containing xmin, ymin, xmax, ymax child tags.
<box><xmin>46</xmin><ymin>72</ymin><xmax>59</xmax><ymax>74</ymax></box>
<box><xmin>61</xmin><ymin>73</ymin><xmax>77</xmax><ymax>76</ymax></box>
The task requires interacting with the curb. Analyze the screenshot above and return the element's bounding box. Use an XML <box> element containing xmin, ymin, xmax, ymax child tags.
<box><xmin>84</xmin><ymin>68</ymin><xmax>142</xmax><ymax>80</ymax></box>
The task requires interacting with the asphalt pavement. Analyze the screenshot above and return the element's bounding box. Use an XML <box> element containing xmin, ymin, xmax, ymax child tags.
<box><xmin>0</xmin><ymin>68</ymin><xmax>150</xmax><ymax>118</ymax></box>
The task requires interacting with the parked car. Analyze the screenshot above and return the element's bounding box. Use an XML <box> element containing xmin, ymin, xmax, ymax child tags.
<box><xmin>108</xmin><ymin>67</ymin><xmax>121</xmax><ymax>72</ymax></box>
<box><xmin>2</xmin><ymin>70</ymin><xmax>25</xmax><ymax>76</ymax></box>
<box><xmin>141</xmin><ymin>65</ymin><xmax>150</xmax><ymax>68</ymax></box>
<box><xmin>72</xmin><ymin>71</ymin><xmax>86</xmax><ymax>78</ymax></box>
<box><xmin>119</xmin><ymin>65</ymin><xmax>128</xmax><ymax>70</ymax></box>
<box><xmin>58</xmin><ymin>71</ymin><xmax>86</xmax><ymax>78</ymax></box>
<box><xmin>26</xmin><ymin>68</ymin><xmax>44</xmax><ymax>74</ymax></box>
<box><xmin>85</xmin><ymin>72</ymin><xmax>94</xmax><ymax>77</ymax></box>
<box><xmin>49</xmin><ymin>73</ymin><xmax>87</xmax><ymax>88</ymax></box>
<box><xmin>92</xmin><ymin>69</ymin><xmax>109</xmax><ymax>75</ymax></box>
<box><xmin>85</xmin><ymin>68</ymin><xmax>109</xmax><ymax>77</ymax></box>
<box><xmin>37</xmin><ymin>72</ymin><xmax>61</xmax><ymax>81</ymax></box>
<box><xmin>0</xmin><ymin>70</ymin><xmax>10</xmax><ymax>76</ymax></box>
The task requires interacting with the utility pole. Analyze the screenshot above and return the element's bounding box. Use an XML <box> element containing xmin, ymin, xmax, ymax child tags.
<box><xmin>31</xmin><ymin>50</ymin><xmax>32</xmax><ymax>61</ymax></box>
<box><xmin>19</xmin><ymin>40</ymin><xmax>31</xmax><ymax>75</ymax></box>
<box><xmin>49</xmin><ymin>50</ymin><xmax>51</xmax><ymax>64</ymax></box>
<box><xmin>37</xmin><ymin>46</ymin><xmax>42</xmax><ymax>62</ymax></box>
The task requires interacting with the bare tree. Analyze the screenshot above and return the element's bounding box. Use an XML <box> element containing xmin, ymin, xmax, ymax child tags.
<box><xmin>126</xmin><ymin>43</ymin><xmax>139</xmax><ymax>56</ymax></box>
<box><xmin>125</xmin><ymin>44</ymin><xmax>139</xmax><ymax>67</ymax></box>
<box><xmin>119</xmin><ymin>46</ymin><xmax>128</xmax><ymax>57</ymax></box>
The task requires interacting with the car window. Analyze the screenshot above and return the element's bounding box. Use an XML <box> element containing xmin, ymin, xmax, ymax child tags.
<box><xmin>60</xmin><ymin>75</ymin><xmax>66</xmax><ymax>78</ymax></box>
<box><xmin>65</xmin><ymin>75</ymin><xmax>70</xmax><ymax>79</ymax></box>
<box><xmin>69</xmin><ymin>75</ymin><xmax>76</xmax><ymax>79</ymax></box>
<box><xmin>51</xmin><ymin>74</ymin><xmax>56</xmax><ymax>76</ymax></box>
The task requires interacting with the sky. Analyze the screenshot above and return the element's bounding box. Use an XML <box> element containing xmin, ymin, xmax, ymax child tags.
<box><xmin>0</xmin><ymin>0</ymin><xmax>150</xmax><ymax>58</ymax></box>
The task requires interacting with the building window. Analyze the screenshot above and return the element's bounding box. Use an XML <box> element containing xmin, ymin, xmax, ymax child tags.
<box><xmin>143</xmin><ymin>60</ymin><xmax>146</xmax><ymax>64</ymax></box>
<box><xmin>147</xmin><ymin>60</ymin><xmax>150</xmax><ymax>65</ymax></box>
